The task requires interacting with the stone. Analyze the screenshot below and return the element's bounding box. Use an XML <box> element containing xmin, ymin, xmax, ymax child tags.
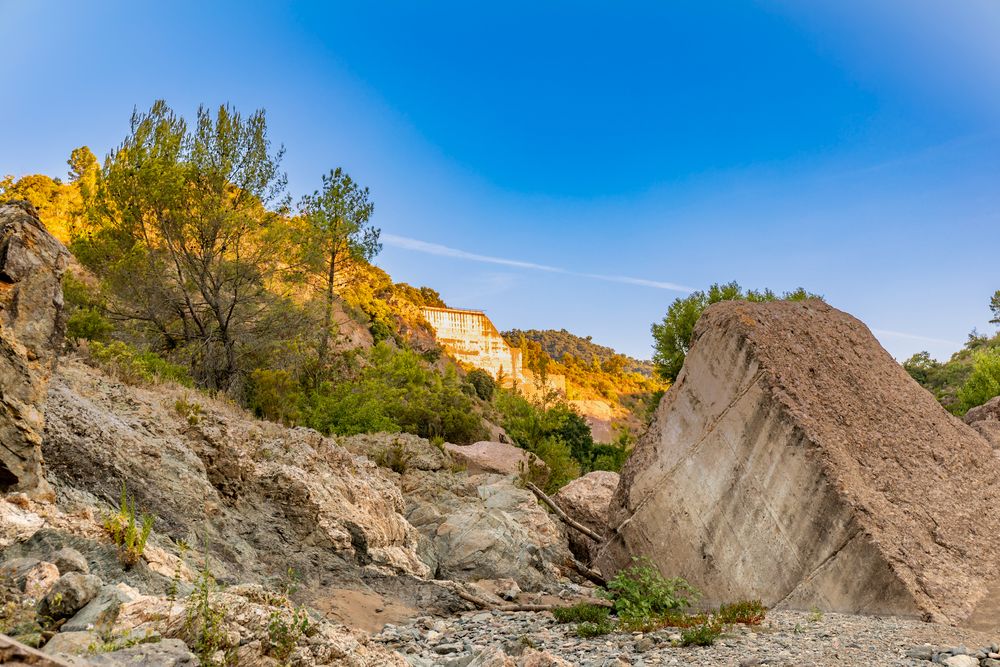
<box><xmin>88</xmin><ymin>638</ymin><xmax>198</xmax><ymax>666</ymax></box>
<box><xmin>0</xmin><ymin>202</ymin><xmax>69</xmax><ymax>499</ymax></box>
<box><xmin>0</xmin><ymin>558</ymin><xmax>60</xmax><ymax>599</ymax></box>
<box><xmin>943</xmin><ymin>656</ymin><xmax>978</xmax><ymax>667</ymax></box>
<box><xmin>597</xmin><ymin>300</ymin><xmax>1000</xmax><ymax>625</ymax></box>
<box><xmin>906</xmin><ymin>645</ymin><xmax>935</xmax><ymax>660</ymax></box>
<box><xmin>445</xmin><ymin>441</ymin><xmax>548</xmax><ymax>477</ymax></box>
<box><xmin>63</xmin><ymin>583</ymin><xmax>140</xmax><ymax>633</ymax></box>
<box><xmin>40</xmin><ymin>631</ymin><xmax>97</xmax><ymax>656</ymax></box>
<box><xmin>552</xmin><ymin>471</ymin><xmax>618</xmax><ymax>564</ymax></box>
<box><xmin>0</xmin><ymin>633</ymin><xmax>77</xmax><ymax>666</ymax></box>
<box><xmin>342</xmin><ymin>431</ymin><xmax>452</xmax><ymax>472</ymax></box>
<box><xmin>49</xmin><ymin>548</ymin><xmax>88</xmax><ymax>576</ymax></box>
<box><xmin>966</xmin><ymin>395</ymin><xmax>1000</xmax><ymax>449</ymax></box>
<box><xmin>982</xmin><ymin>659</ymin><xmax>1000</xmax><ymax>667</ymax></box>
<box><xmin>402</xmin><ymin>471</ymin><xmax>571</xmax><ymax>589</ymax></box>
<box><xmin>0</xmin><ymin>498</ymin><xmax>45</xmax><ymax>549</ymax></box>
<box><xmin>37</xmin><ymin>572</ymin><xmax>102</xmax><ymax>620</ymax></box>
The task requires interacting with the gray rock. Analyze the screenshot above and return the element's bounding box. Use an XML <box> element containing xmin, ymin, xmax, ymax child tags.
<box><xmin>41</xmin><ymin>630</ymin><xmax>98</xmax><ymax>656</ymax></box>
<box><xmin>906</xmin><ymin>645</ymin><xmax>935</xmax><ymax>660</ymax></box>
<box><xmin>942</xmin><ymin>656</ymin><xmax>978</xmax><ymax>667</ymax></box>
<box><xmin>63</xmin><ymin>582</ymin><xmax>139</xmax><ymax>632</ymax></box>
<box><xmin>0</xmin><ymin>202</ymin><xmax>69</xmax><ymax>500</ymax></box>
<box><xmin>89</xmin><ymin>638</ymin><xmax>198</xmax><ymax>666</ymax></box>
<box><xmin>50</xmin><ymin>548</ymin><xmax>89</xmax><ymax>575</ymax></box>
<box><xmin>0</xmin><ymin>557</ymin><xmax>60</xmax><ymax>598</ymax></box>
<box><xmin>37</xmin><ymin>572</ymin><xmax>102</xmax><ymax>620</ymax></box>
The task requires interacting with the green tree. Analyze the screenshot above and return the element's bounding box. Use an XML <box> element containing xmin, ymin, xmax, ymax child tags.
<box><xmin>651</xmin><ymin>282</ymin><xmax>821</xmax><ymax>381</ymax></box>
<box><xmin>85</xmin><ymin>100</ymin><xmax>289</xmax><ymax>390</ymax></box>
<box><xmin>990</xmin><ymin>290</ymin><xmax>1000</xmax><ymax>327</ymax></box>
<box><xmin>298</xmin><ymin>168</ymin><xmax>380</xmax><ymax>370</ymax></box>
<box><xmin>957</xmin><ymin>349</ymin><xmax>1000</xmax><ymax>414</ymax></box>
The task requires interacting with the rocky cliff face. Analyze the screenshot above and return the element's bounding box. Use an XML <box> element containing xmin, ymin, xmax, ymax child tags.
<box><xmin>0</xmin><ymin>202</ymin><xmax>69</xmax><ymax>500</ymax></box>
<box><xmin>597</xmin><ymin>300</ymin><xmax>1000</xmax><ymax>626</ymax></box>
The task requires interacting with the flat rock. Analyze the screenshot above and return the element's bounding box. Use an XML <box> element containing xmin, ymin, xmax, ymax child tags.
<box><xmin>0</xmin><ymin>633</ymin><xmax>77</xmax><ymax>666</ymax></box>
<box><xmin>40</xmin><ymin>631</ymin><xmax>97</xmax><ymax>657</ymax></box>
<box><xmin>88</xmin><ymin>638</ymin><xmax>197</xmax><ymax>666</ymax></box>
<box><xmin>63</xmin><ymin>583</ymin><xmax>140</xmax><ymax>633</ymax></box>
<box><xmin>597</xmin><ymin>300</ymin><xmax>1000</xmax><ymax>625</ymax></box>
<box><xmin>445</xmin><ymin>441</ymin><xmax>546</xmax><ymax>476</ymax></box>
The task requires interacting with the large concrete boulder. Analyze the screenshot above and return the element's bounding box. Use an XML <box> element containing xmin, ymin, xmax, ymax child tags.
<box><xmin>553</xmin><ymin>471</ymin><xmax>618</xmax><ymax>564</ymax></box>
<box><xmin>596</xmin><ymin>300</ymin><xmax>1000</xmax><ymax>626</ymax></box>
<box><xmin>0</xmin><ymin>202</ymin><xmax>68</xmax><ymax>499</ymax></box>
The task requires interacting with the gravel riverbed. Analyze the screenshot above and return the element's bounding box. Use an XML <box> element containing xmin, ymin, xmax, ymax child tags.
<box><xmin>374</xmin><ymin>608</ymin><xmax>999</xmax><ymax>666</ymax></box>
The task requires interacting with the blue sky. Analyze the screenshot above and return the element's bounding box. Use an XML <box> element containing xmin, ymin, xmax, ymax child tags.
<box><xmin>2</xmin><ymin>1</ymin><xmax>999</xmax><ymax>361</ymax></box>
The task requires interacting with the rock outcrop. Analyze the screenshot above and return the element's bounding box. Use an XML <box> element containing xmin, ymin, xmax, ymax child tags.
<box><xmin>966</xmin><ymin>396</ymin><xmax>1000</xmax><ymax>451</ymax></box>
<box><xmin>553</xmin><ymin>471</ymin><xmax>618</xmax><ymax>564</ymax></box>
<box><xmin>597</xmin><ymin>300</ymin><xmax>1000</xmax><ymax>626</ymax></box>
<box><xmin>445</xmin><ymin>441</ymin><xmax>547</xmax><ymax>477</ymax></box>
<box><xmin>0</xmin><ymin>202</ymin><xmax>68</xmax><ymax>499</ymax></box>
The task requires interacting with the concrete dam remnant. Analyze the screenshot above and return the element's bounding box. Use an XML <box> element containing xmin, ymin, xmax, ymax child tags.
<box><xmin>596</xmin><ymin>299</ymin><xmax>1000</xmax><ymax>627</ymax></box>
<box><xmin>420</xmin><ymin>306</ymin><xmax>565</xmax><ymax>396</ymax></box>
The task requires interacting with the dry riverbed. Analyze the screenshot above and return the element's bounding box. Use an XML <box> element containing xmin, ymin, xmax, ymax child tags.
<box><xmin>375</xmin><ymin>608</ymin><xmax>1000</xmax><ymax>666</ymax></box>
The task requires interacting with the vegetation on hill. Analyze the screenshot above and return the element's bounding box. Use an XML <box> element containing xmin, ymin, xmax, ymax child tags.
<box><xmin>503</xmin><ymin>328</ymin><xmax>654</xmax><ymax>376</ymax></box>
<box><xmin>651</xmin><ymin>282</ymin><xmax>821</xmax><ymax>381</ymax></box>
<box><xmin>903</xmin><ymin>291</ymin><xmax>1000</xmax><ymax>415</ymax></box>
<box><xmin>1</xmin><ymin>98</ymin><xmax>625</xmax><ymax>491</ymax></box>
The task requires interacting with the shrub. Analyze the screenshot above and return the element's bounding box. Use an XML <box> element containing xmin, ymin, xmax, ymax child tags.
<box><xmin>552</xmin><ymin>603</ymin><xmax>610</xmax><ymax>624</ymax></box>
<box><xmin>604</xmin><ymin>557</ymin><xmax>699</xmax><ymax>625</ymax></box>
<box><xmin>184</xmin><ymin>566</ymin><xmax>234</xmax><ymax>665</ymax></box>
<box><xmin>90</xmin><ymin>341</ymin><xmax>193</xmax><ymax>387</ymax></box>
<box><xmin>373</xmin><ymin>441</ymin><xmax>412</xmax><ymax>475</ymax></box>
<box><xmin>466</xmin><ymin>368</ymin><xmax>496</xmax><ymax>401</ymax></box>
<box><xmin>679</xmin><ymin>619</ymin><xmax>723</xmax><ymax>646</ymax></box>
<box><xmin>174</xmin><ymin>397</ymin><xmax>203</xmax><ymax>426</ymax></box>
<box><xmin>717</xmin><ymin>599</ymin><xmax>767</xmax><ymax>626</ymax></box>
<box><xmin>576</xmin><ymin>619</ymin><xmax>615</xmax><ymax>638</ymax></box>
<box><xmin>103</xmin><ymin>482</ymin><xmax>153</xmax><ymax>567</ymax></box>
<box><xmin>66</xmin><ymin>308</ymin><xmax>112</xmax><ymax>344</ymax></box>
<box><xmin>248</xmin><ymin>369</ymin><xmax>302</xmax><ymax>426</ymax></box>
<box><xmin>267</xmin><ymin>605</ymin><xmax>310</xmax><ymax>664</ymax></box>
<box><xmin>957</xmin><ymin>348</ymin><xmax>1000</xmax><ymax>414</ymax></box>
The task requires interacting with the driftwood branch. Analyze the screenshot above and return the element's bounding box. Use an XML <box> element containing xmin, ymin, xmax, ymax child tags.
<box><xmin>565</xmin><ymin>558</ymin><xmax>607</xmax><ymax>587</ymax></box>
<box><xmin>525</xmin><ymin>482</ymin><xmax>603</xmax><ymax>542</ymax></box>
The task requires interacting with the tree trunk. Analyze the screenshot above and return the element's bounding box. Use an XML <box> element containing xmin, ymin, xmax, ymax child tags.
<box><xmin>317</xmin><ymin>242</ymin><xmax>337</xmax><ymax>372</ymax></box>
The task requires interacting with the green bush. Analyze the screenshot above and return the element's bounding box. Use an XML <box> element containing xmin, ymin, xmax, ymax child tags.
<box><xmin>679</xmin><ymin>620</ymin><xmax>723</xmax><ymax>646</ymax></box>
<box><xmin>248</xmin><ymin>369</ymin><xmax>302</xmax><ymax>426</ymax></box>
<box><xmin>90</xmin><ymin>341</ymin><xmax>193</xmax><ymax>387</ymax></box>
<box><xmin>717</xmin><ymin>599</ymin><xmax>767</xmax><ymax>625</ymax></box>
<box><xmin>103</xmin><ymin>482</ymin><xmax>154</xmax><ymax>568</ymax></box>
<box><xmin>604</xmin><ymin>557</ymin><xmax>699</xmax><ymax>626</ymax></box>
<box><xmin>551</xmin><ymin>603</ymin><xmax>610</xmax><ymax>624</ymax></box>
<box><xmin>66</xmin><ymin>308</ymin><xmax>112</xmax><ymax>343</ymax></box>
<box><xmin>576</xmin><ymin>619</ymin><xmax>615</xmax><ymax>638</ymax></box>
<box><xmin>957</xmin><ymin>348</ymin><xmax>1000</xmax><ymax>415</ymax></box>
<box><xmin>373</xmin><ymin>441</ymin><xmax>412</xmax><ymax>475</ymax></box>
<box><xmin>303</xmin><ymin>343</ymin><xmax>488</xmax><ymax>444</ymax></box>
<box><xmin>466</xmin><ymin>368</ymin><xmax>496</xmax><ymax>401</ymax></box>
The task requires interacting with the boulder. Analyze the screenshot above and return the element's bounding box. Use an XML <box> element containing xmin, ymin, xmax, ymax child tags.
<box><xmin>445</xmin><ymin>441</ymin><xmax>546</xmax><ymax>477</ymax></box>
<box><xmin>0</xmin><ymin>558</ymin><xmax>60</xmax><ymax>599</ymax></box>
<box><xmin>553</xmin><ymin>471</ymin><xmax>618</xmax><ymax>563</ymax></box>
<box><xmin>965</xmin><ymin>395</ymin><xmax>1000</xmax><ymax>450</ymax></box>
<box><xmin>63</xmin><ymin>582</ymin><xmax>140</xmax><ymax>633</ymax></box>
<box><xmin>37</xmin><ymin>572</ymin><xmax>102</xmax><ymax>620</ymax></box>
<box><xmin>597</xmin><ymin>300</ymin><xmax>1000</xmax><ymax>625</ymax></box>
<box><xmin>88</xmin><ymin>638</ymin><xmax>197</xmax><ymax>666</ymax></box>
<box><xmin>0</xmin><ymin>633</ymin><xmax>77</xmax><ymax>666</ymax></box>
<box><xmin>49</xmin><ymin>548</ymin><xmax>88</xmax><ymax>576</ymax></box>
<box><xmin>402</xmin><ymin>471</ymin><xmax>571</xmax><ymax>589</ymax></box>
<box><xmin>40</xmin><ymin>630</ymin><xmax>97</xmax><ymax>657</ymax></box>
<box><xmin>0</xmin><ymin>202</ymin><xmax>69</xmax><ymax>499</ymax></box>
<box><xmin>342</xmin><ymin>432</ymin><xmax>452</xmax><ymax>472</ymax></box>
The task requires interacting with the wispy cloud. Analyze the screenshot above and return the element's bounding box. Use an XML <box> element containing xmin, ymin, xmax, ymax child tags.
<box><xmin>871</xmin><ymin>328</ymin><xmax>963</xmax><ymax>348</ymax></box>
<box><xmin>382</xmin><ymin>233</ymin><xmax>694</xmax><ymax>293</ymax></box>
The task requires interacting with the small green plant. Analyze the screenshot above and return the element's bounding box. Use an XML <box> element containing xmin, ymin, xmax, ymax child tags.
<box><xmin>90</xmin><ymin>341</ymin><xmax>193</xmax><ymax>387</ymax></box>
<box><xmin>576</xmin><ymin>618</ymin><xmax>615</xmax><ymax>638</ymax></box>
<box><xmin>603</xmin><ymin>557</ymin><xmax>699</xmax><ymax>626</ymax></box>
<box><xmin>551</xmin><ymin>603</ymin><xmax>610</xmax><ymax>624</ymax></box>
<box><xmin>174</xmin><ymin>396</ymin><xmax>203</xmax><ymax>425</ymax></box>
<box><xmin>373</xmin><ymin>440</ymin><xmax>411</xmax><ymax>474</ymax></box>
<box><xmin>267</xmin><ymin>605</ymin><xmax>310</xmax><ymax>665</ymax></box>
<box><xmin>103</xmin><ymin>481</ymin><xmax>154</xmax><ymax>567</ymax></box>
<box><xmin>808</xmin><ymin>606</ymin><xmax>824</xmax><ymax>623</ymax></box>
<box><xmin>717</xmin><ymin>599</ymin><xmax>767</xmax><ymax>626</ymax></box>
<box><xmin>679</xmin><ymin>619</ymin><xmax>723</xmax><ymax>646</ymax></box>
<box><xmin>88</xmin><ymin>630</ymin><xmax>160</xmax><ymax>654</ymax></box>
<box><xmin>184</xmin><ymin>565</ymin><xmax>235</xmax><ymax>665</ymax></box>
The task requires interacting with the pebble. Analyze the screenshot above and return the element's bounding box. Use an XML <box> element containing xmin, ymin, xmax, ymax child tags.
<box><xmin>373</xmin><ymin>608</ymin><xmax>1000</xmax><ymax>667</ymax></box>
